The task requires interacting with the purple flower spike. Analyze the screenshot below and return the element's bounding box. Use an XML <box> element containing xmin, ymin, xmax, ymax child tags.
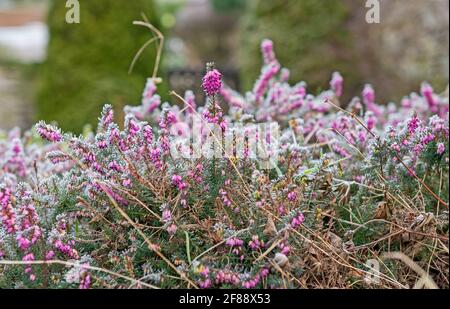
<box><xmin>36</xmin><ymin>121</ymin><xmax>62</xmax><ymax>143</ymax></box>
<box><xmin>437</xmin><ymin>142</ymin><xmax>445</xmax><ymax>155</ymax></box>
<box><xmin>261</xmin><ymin>39</ymin><xmax>276</xmax><ymax>65</ymax></box>
<box><xmin>330</xmin><ymin>72</ymin><xmax>344</xmax><ymax>98</ymax></box>
<box><xmin>202</xmin><ymin>66</ymin><xmax>222</xmax><ymax>96</ymax></box>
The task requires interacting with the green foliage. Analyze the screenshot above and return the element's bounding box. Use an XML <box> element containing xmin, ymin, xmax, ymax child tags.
<box><xmin>239</xmin><ymin>0</ymin><xmax>362</xmax><ymax>96</ymax></box>
<box><xmin>211</xmin><ymin>0</ymin><xmax>247</xmax><ymax>12</ymax></box>
<box><xmin>36</xmin><ymin>0</ymin><xmax>164</xmax><ymax>133</ymax></box>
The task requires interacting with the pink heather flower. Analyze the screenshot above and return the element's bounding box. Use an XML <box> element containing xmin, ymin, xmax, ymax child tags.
<box><xmin>167</xmin><ymin>223</ymin><xmax>177</xmax><ymax>235</ymax></box>
<box><xmin>362</xmin><ymin>84</ymin><xmax>375</xmax><ymax>106</ymax></box>
<box><xmin>253</xmin><ymin>62</ymin><xmax>281</xmax><ymax>103</ymax></box>
<box><xmin>248</xmin><ymin>235</ymin><xmax>263</xmax><ymax>250</ymax></box>
<box><xmin>407</xmin><ymin>115</ymin><xmax>420</xmax><ymax>135</ymax></box>
<box><xmin>17</xmin><ymin>236</ymin><xmax>31</xmax><ymax>250</ymax></box>
<box><xmin>215</xmin><ymin>270</ymin><xmax>240</xmax><ymax>286</ymax></box>
<box><xmin>421</xmin><ymin>82</ymin><xmax>438</xmax><ymax>113</ymax></box>
<box><xmin>354</xmin><ymin>176</ymin><xmax>365</xmax><ymax>183</ymax></box>
<box><xmin>358</xmin><ymin>130</ymin><xmax>367</xmax><ymax>143</ymax></box>
<box><xmin>0</xmin><ymin>189</ymin><xmax>17</xmax><ymax>234</ymax></box>
<box><xmin>4</xmin><ymin>138</ymin><xmax>27</xmax><ymax>177</ymax></box>
<box><xmin>96</xmin><ymin>136</ymin><xmax>107</xmax><ymax>149</ymax></box>
<box><xmin>172</xmin><ymin>175</ymin><xmax>187</xmax><ymax>191</ymax></box>
<box><xmin>219</xmin><ymin>119</ymin><xmax>228</xmax><ymax>132</ymax></box>
<box><xmin>158</xmin><ymin>113</ymin><xmax>169</xmax><ymax>129</ymax></box>
<box><xmin>170</xmin><ymin>122</ymin><xmax>190</xmax><ymax>138</ymax></box>
<box><xmin>22</xmin><ymin>252</ymin><xmax>34</xmax><ymax>262</ymax></box>
<box><xmin>333</xmin><ymin>144</ymin><xmax>350</xmax><ymax>158</ymax></box>
<box><xmin>280</xmin><ymin>68</ymin><xmax>290</xmax><ymax>83</ymax></box>
<box><xmin>279</xmin><ymin>242</ymin><xmax>291</xmax><ymax>255</ymax></box>
<box><xmin>108</xmin><ymin>126</ymin><xmax>120</xmax><ymax>145</ymax></box>
<box><xmin>226</xmin><ymin>237</ymin><xmax>244</xmax><ymax>247</ymax></box>
<box><xmin>261</xmin><ymin>39</ymin><xmax>276</xmax><ymax>65</ymax></box>
<box><xmin>289</xmin><ymin>95</ymin><xmax>304</xmax><ymax>111</ymax></box>
<box><xmin>421</xmin><ymin>134</ymin><xmax>435</xmax><ymax>145</ymax></box>
<box><xmin>202</xmin><ymin>68</ymin><xmax>222</xmax><ymax>96</ymax></box>
<box><xmin>54</xmin><ymin>239</ymin><xmax>79</xmax><ymax>259</ymax></box>
<box><xmin>146</xmin><ymin>96</ymin><xmax>161</xmax><ymax>114</ymax></box>
<box><xmin>142</xmin><ymin>78</ymin><xmax>157</xmax><ymax>99</ymax></box>
<box><xmin>45</xmin><ymin>250</ymin><xmax>55</xmax><ymax>260</ymax></box>
<box><xmin>401</xmin><ymin>97</ymin><xmax>412</xmax><ymax>109</ymax></box>
<box><xmin>150</xmin><ymin>147</ymin><xmax>163</xmax><ymax>170</ymax></box>
<box><xmin>79</xmin><ymin>272</ymin><xmax>91</xmax><ymax>289</ymax></box>
<box><xmin>278</xmin><ymin>205</ymin><xmax>286</xmax><ymax>215</ymax></box>
<box><xmin>184</xmin><ymin>90</ymin><xmax>197</xmax><ymax>114</ymax></box>
<box><xmin>92</xmin><ymin>161</ymin><xmax>103</xmax><ymax>174</ymax></box>
<box><xmin>108</xmin><ymin>161</ymin><xmax>122</xmax><ymax>172</ymax></box>
<box><xmin>287</xmin><ymin>191</ymin><xmax>297</xmax><ymax>202</ymax></box>
<box><xmin>330</xmin><ymin>72</ymin><xmax>344</xmax><ymax>97</ymax></box>
<box><xmin>36</xmin><ymin>121</ymin><xmax>62</xmax><ymax>142</ymax></box>
<box><xmin>125</xmin><ymin>116</ymin><xmax>140</xmax><ymax>137</ymax></box>
<box><xmin>260</xmin><ymin>268</ymin><xmax>269</xmax><ymax>278</ymax></box>
<box><xmin>122</xmin><ymin>178</ymin><xmax>132</xmax><ymax>187</ymax></box>
<box><xmin>242</xmin><ymin>274</ymin><xmax>261</xmax><ymax>289</ymax></box>
<box><xmin>200</xmin><ymin>266</ymin><xmax>210</xmax><ymax>277</ymax></box>
<box><xmin>365</xmin><ymin>112</ymin><xmax>376</xmax><ymax>131</ymax></box>
<box><xmin>413</xmin><ymin>143</ymin><xmax>424</xmax><ymax>155</ymax></box>
<box><xmin>219</xmin><ymin>189</ymin><xmax>232</xmax><ymax>207</ymax></box>
<box><xmin>199</xmin><ymin>279</ymin><xmax>212</xmax><ymax>289</ymax></box>
<box><xmin>391</xmin><ymin>143</ymin><xmax>401</xmax><ymax>153</ymax></box>
<box><xmin>162</xmin><ymin>209</ymin><xmax>172</xmax><ymax>223</ymax></box>
<box><xmin>344</xmin><ymin>131</ymin><xmax>355</xmax><ymax>145</ymax></box>
<box><xmin>158</xmin><ymin>134</ymin><xmax>170</xmax><ymax>154</ymax></box>
<box><xmin>166</xmin><ymin>111</ymin><xmax>177</xmax><ymax>126</ymax></box>
<box><xmin>429</xmin><ymin>115</ymin><xmax>449</xmax><ymax>137</ymax></box>
<box><xmin>291</xmin><ymin>212</ymin><xmax>305</xmax><ymax>229</ymax></box>
<box><xmin>437</xmin><ymin>143</ymin><xmax>445</xmax><ymax>155</ymax></box>
<box><xmin>188</xmin><ymin>163</ymin><xmax>204</xmax><ymax>184</ymax></box>
<box><xmin>293</xmin><ymin>81</ymin><xmax>307</xmax><ymax>98</ymax></box>
<box><xmin>143</xmin><ymin>125</ymin><xmax>154</xmax><ymax>145</ymax></box>
<box><xmin>99</xmin><ymin>104</ymin><xmax>114</xmax><ymax>131</ymax></box>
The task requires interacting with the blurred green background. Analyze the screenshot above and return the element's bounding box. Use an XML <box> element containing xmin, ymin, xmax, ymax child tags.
<box><xmin>37</xmin><ymin>0</ymin><xmax>163</xmax><ymax>133</ymax></box>
<box><xmin>0</xmin><ymin>0</ymin><xmax>448</xmax><ymax>132</ymax></box>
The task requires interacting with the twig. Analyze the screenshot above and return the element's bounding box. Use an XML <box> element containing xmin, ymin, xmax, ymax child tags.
<box><xmin>381</xmin><ymin>252</ymin><xmax>439</xmax><ymax>289</ymax></box>
<box><xmin>131</xmin><ymin>18</ymin><xmax>164</xmax><ymax>80</ymax></box>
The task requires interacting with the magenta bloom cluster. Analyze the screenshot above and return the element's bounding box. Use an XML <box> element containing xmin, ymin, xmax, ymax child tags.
<box><xmin>202</xmin><ymin>68</ymin><xmax>222</xmax><ymax>96</ymax></box>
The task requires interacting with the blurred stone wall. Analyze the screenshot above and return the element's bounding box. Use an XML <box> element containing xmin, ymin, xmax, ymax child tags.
<box><xmin>347</xmin><ymin>0</ymin><xmax>449</xmax><ymax>100</ymax></box>
<box><xmin>0</xmin><ymin>6</ymin><xmax>44</xmax><ymax>131</ymax></box>
<box><xmin>0</xmin><ymin>67</ymin><xmax>34</xmax><ymax>131</ymax></box>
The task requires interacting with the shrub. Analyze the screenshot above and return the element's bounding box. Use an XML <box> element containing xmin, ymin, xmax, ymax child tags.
<box><xmin>1</xmin><ymin>39</ymin><xmax>448</xmax><ymax>289</ymax></box>
<box><xmin>36</xmin><ymin>0</ymin><xmax>163</xmax><ymax>133</ymax></box>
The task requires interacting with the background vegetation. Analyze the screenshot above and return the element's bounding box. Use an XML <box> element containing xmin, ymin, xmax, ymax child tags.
<box><xmin>239</xmin><ymin>0</ymin><xmax>361</xmax><ymax>96</ymax></box>
<box><xmin>36</xmin><ymin>0</ymin><xmax>163</xmax><ymax>133</ymax></box>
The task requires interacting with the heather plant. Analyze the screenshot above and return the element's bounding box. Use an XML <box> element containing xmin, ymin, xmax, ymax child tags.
<box><xmin>1</xmin><ymin>39</ymin><xmax>448</xmax><ymax>289</ymax></box>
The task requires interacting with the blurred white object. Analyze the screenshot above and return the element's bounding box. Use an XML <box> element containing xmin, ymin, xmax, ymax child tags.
<box><xmin>0</xmin><ymin>21</ymin><xmax>48</xmax><ymax>63</ymax></box>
